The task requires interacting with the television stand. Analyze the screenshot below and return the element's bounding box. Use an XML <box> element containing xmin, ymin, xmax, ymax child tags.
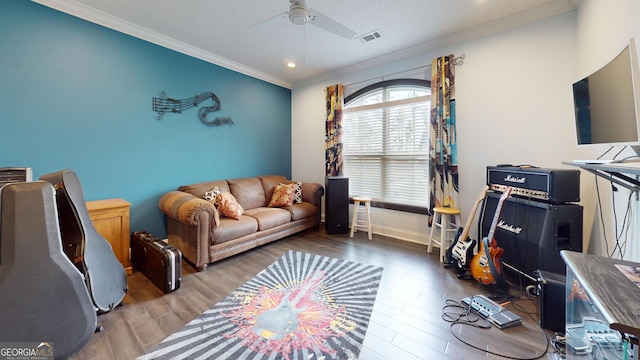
<box><xmin>571</xmin><ymin>159</ymin><xmax>615</xmax><ymax>165</ymax></box>
<box><xmin>561</xmin><ymin>251</ymin><xmax>640</xmax><ymax>359</ymax></box>
<box><xmin>563</xmin><ymin>161</ymin><xmax>640</xmax><ymax>194</ymax></box>
<box><xmin>610</xmin><ymin>157</ymin><xmax>640</xmax><ymax>164</ymax></box>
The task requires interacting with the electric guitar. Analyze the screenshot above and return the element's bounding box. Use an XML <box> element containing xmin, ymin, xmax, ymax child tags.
<box><xmin>446</xmin><ymin>185</ymin><xmax>490</xmax><ymax>273</ymax></box>
<box><xmin>252</xmin><ymin>272</ymin><xmax>323</xmax><ymax>340</ymax></box>
<box><xmin>470</xmin><ymin>188</ymin><xmax>512</xmax><ymax>286</ymax></box>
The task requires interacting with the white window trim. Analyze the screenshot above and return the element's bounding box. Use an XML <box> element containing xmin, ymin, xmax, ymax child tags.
<box><xmin>342</xmin><ymin>80</ymin><xmax>430</xmax><ymax>213</ymax></box>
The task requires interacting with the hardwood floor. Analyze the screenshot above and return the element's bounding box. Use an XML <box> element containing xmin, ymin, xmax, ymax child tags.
<box><xmin>70</xmin><ymin>228</ymin><xmax>558</xmax><ymax>360</ymax></box>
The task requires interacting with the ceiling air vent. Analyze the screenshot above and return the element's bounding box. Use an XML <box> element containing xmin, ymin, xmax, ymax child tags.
<box><xmin>357</xmin><ymin>30</ymin><xmax>382</xmax><ymax>44</ymax></box>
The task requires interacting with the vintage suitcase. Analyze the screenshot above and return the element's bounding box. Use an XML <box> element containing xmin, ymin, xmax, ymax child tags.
<box><xmin>131</xmin><ymin>230</ymin><xmax>181</xmax><ymax>293</ymax></box>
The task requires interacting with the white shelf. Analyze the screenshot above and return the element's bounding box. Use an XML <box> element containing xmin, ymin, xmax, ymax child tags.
<box><xmin>563</xmin><ymin>161</ymin><xmax>640</xmax><ymax>193</ymax></box>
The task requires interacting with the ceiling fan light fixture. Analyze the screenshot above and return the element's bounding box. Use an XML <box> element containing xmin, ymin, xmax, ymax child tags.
<box><xmin>288</xmin><ymin>4</ymin><xmax>309</xmax><ymax>25</ymax></box>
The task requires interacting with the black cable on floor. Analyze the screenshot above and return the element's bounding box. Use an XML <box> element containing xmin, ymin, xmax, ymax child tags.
<box><xmin>442</xmin><ymin>297</ymin><xmax>550</xmax><ymax>359</ymax></box>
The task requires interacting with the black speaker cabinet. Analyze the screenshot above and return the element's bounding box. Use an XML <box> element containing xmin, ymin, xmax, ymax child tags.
<box><xmin>325</xmin><ymin>176</ymin><xmax>349</xmax><ymax>234</ymax></box>
<box><xmin>481</xmin><ymin>191</ymin><xmax>583</xmax><ymax>279</ymax></box>
<box><xmin>536</xmin><ymin>270</ymin><xmax>566</xmax><ymax>332</ymax></box>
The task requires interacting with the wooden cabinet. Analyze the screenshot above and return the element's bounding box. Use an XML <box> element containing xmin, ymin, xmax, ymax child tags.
<box><xmin>86</xmin><ymin>198</ymin><xmax>132</xmax><ymax>275</ymax></box>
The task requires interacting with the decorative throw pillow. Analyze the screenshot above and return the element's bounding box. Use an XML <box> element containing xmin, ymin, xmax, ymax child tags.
<box><xmin>217</xmin><ymin>192</ymin><xmax>244</xmax><ymax>220</ymax></box>
<box><xmin>203</xmin><ymin>187</ymin><xmax>222</xmax><ymax>226</ymax></box>
<box><xmin>203</xmin><ymin>187</ymin><xmax>221</xmax><ymax>207</ymax></box>
<box><xmin>280</xmin><ymin>181</ymin><xmax>302</xmax><ymax>204</ymax></box>
<box><xmin>293</xmin><ymin>181</ymin><xmax>302</xmax><ymax>203</ymax></box>
<box><xmin>268</xmin><ymin>183</ymin><xmax>296</xmax><ymax>207</ymax></box>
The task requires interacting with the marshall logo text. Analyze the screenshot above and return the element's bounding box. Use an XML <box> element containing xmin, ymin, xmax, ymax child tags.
<box><xmin>503</xmin><ymin>175</ymin><xmax>526</xmax><ymax>184</ymax></box>
<box><xmin>498</xmin><ymin>220</ymin><xmax>522</xmax><ymax>234</ymax></box>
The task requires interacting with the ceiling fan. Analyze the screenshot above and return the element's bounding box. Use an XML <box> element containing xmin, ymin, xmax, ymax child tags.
<box><xmin>249</xmin><ymin>0</ymin><xmax>356</xmax><ymax>40</ymax></box>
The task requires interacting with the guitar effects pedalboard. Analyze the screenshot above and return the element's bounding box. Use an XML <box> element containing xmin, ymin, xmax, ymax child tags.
<box><xmin>461</xmin><ymin>295</ymin><xmax>522</xmax><ymax>329</ymax></box>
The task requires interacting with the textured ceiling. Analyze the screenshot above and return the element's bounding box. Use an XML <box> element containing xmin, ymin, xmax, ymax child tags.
<box><xmin>35</xmin><ymin>0</ymin><xmax>579</xmax><ymax>88</ymax></box>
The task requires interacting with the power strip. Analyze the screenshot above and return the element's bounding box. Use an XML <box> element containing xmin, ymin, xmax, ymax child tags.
<box><xmin>461</xmin><ymin>295</ymin><xmax>522</xmax><ymax>329</ymax></box>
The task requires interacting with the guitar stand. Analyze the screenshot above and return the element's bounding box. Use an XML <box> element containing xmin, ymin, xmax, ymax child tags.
<box><xmin>443</xmin><ymin>259</ymin><xmax>474</xmax><ymax>281</ymax></box>
<box><xmin>456</xmin><ymin>272</ymin><xmax>473</xmax><ymax>280</ymax></box>
<box><xmin>443</xmin><ymin>256</ymin><xmax>473</xmax><ymax>278</ymax></box>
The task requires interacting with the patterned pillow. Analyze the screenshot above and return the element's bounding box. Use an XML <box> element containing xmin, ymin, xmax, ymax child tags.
<box><xmin>202</xmin><ymin>187</ymin><xmax>221</xmax><ymax>226</ymax></box>
<box><xmin>268</xmin><ymin>183</ymin><xmax>296</xmax><ymax>207</ymax></box>
<box><xmin>203</xmin><ymin>187</ymin><xmax>221</xmax><ymax>207</ymax></box>
<box><xmin>217</xmin><ymin>192</ymin><xmax>244</xmax><ymax>220</ymax></box>
<box><xmin>280</xmin><ymin>181</ymin><xmax>303</xmax><ymax>204</ymax></box>
<box><xmin>292</xmin><ymin>181</ymin><xmax>303</xmax><ymax>204</ymax></box>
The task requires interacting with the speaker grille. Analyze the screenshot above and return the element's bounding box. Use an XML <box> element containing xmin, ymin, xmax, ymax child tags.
<box><xmin>481</xmin><ymin>191</ymin><xmax>583</xmax><ymax>279</ymax></box>
<box><xmin>325</xmin><ymin>176</ymin><xmax>349</xmax><ymax>234</ymax></box>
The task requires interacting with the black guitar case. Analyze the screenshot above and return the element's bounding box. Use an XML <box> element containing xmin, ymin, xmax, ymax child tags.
<box><xmin>40</xmin><ymin>169</ymin><xmax>128</xmax><ymax>313</ymax></box>
<box><xmin>0</xmin><ymin>181</ymin><xmax>97</xmax><ymax>359</ymax></box>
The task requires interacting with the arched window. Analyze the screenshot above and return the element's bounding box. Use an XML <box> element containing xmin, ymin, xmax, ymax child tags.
<box><xmin>343</xmin><ymin>79</ymin><xmax>430</xmax><ymax>213</ymax></box>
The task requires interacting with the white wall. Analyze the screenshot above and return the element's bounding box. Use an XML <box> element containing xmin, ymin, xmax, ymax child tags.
<box><xmin>572</xmin><ymin>0</ymin><xmax>640</xmax><ymax>260</ymax></box>
<box><xmin>292</xmin><ymin>3</ymin><xmax>640</xmax><ymax>261</ymax></box>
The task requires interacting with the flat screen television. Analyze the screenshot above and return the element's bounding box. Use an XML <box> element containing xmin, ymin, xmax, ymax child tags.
<box><xmin>573</xmin><ymin>38</ymin><xmax>640</xmax><ymax>160</ymax></box>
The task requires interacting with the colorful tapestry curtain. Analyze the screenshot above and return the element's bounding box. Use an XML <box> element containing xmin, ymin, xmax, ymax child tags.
<box><xmin>429</xmin><ymin>55</ymin><xmax>459</xmax><ymax>220</ymax></box>
<box><xmin>325</xmin><ymin>84</ymin><xmax>344</xmax><ymax>176</ymax></box>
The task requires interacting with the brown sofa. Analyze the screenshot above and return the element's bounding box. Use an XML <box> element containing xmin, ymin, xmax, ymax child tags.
<box><xmin>158</xmin><ymin>175</ymin><xmax>324</xmax><ymax>271</ymax></box>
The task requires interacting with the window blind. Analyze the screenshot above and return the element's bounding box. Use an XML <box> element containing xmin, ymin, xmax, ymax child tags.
<box><xmin>343</xmin><ymin>95</ymin><xmax>430</xmax><ymax>208</ymax></box>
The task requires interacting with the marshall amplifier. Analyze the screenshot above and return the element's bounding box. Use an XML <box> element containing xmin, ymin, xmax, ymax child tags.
<box><xmin>481</xmin><ymin>191</ymin><xmax>583</xmax><ymax>280</ymax></box>
<box><xmin>486</xmin><ymin>166</ymin><xmax>580</xmax><ymax>203</ymax></box>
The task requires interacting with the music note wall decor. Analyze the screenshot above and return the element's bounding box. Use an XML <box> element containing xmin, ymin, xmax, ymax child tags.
<box><xmin>152</xmin><ymin>91</ymin><xmax>234</xmax><ymax>127</ymax></box>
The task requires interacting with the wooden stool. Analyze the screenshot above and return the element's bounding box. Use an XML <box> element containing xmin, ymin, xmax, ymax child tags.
<box><xmin>350</xmin><ymin>197</ymin><xmax>372</xmax><ymax>240</ymax></box>
<box><xmin>428</xmin><ymin>206</ymin><xmax>462</xmax><ymax>262</ymax></box>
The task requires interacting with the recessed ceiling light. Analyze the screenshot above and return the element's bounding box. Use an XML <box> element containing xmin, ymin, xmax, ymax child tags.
<box><xmin>287</xmin><ymin>62</ymin><xmax>296</xmax><ymax>68</ymax></box>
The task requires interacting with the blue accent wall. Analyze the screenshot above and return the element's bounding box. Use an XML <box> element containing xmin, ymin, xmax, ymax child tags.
<box><xmin>0</xmin><ymin>1</ymin><xmax>292</xmax><ymax>237</ymax></box>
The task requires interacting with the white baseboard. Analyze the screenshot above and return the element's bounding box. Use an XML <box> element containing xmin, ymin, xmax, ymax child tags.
<box><xmin>369</xmin><ymin>223</ymin><xmax>429</xmax><ymax>245</ymax></box>
<box><xmin>322</xmin><ymin>217</ymin><xmax>429</xmax><ymax>246</ymax></box>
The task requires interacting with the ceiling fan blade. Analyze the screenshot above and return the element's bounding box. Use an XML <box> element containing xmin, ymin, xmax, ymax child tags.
<box><xmin>308</xmin><ymin>8</ymin><xmax>355</xmax><ymax>40</ymax></box>
<box><xmin>247</xmin><ymin>12</ymin><xmax>288</xmax><ymax>32</ymax></box>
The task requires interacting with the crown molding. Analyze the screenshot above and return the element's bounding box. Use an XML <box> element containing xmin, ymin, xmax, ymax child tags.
<box><xmin>31</xmin><ymin>0</ymin><xmax>578</xmax><ymax>91</ymax></box>
<box><xmin>31</xmin><ymin>0</ymin><xmax>293</xmax><ymax>89</ymax></box>
<box><xmin>292</xmin><ymin>0</ymin><xmax>579</xmax><ymax>88</ymax></box>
